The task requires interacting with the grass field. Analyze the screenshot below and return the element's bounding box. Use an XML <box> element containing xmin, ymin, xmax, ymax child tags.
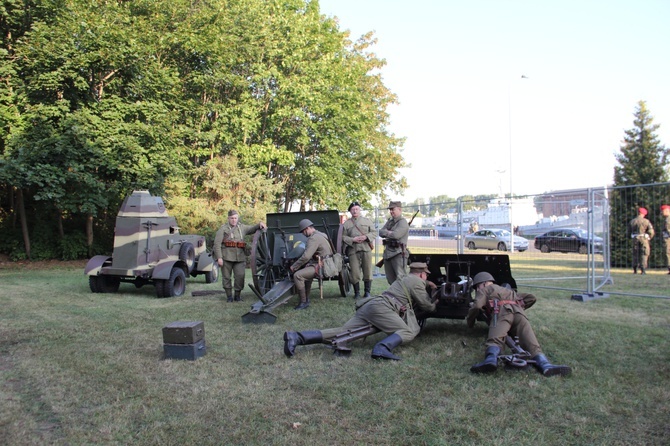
<box><xmin>1</xmin><ymin>260</ymin><xmax>668</xmax><ymax>445</ymax></box>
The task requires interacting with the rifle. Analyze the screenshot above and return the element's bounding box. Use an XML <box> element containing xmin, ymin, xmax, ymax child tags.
<box><xmin>330</xmin><ymin>324</ymin><xmax>379</xmax><ymax>356</ymax></box>
<box><xmin>376</xmin><ymin>209</ymin><xmax>420</xmax><ymax>268</ymax></box>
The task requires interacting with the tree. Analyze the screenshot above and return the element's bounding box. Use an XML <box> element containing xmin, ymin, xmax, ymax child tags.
<box><xmin>610</xmin><ymin>101</ymin><xmax>669</xmax><ymax>267</ymax></box>
<box><xmin>0</xmin><ymin>0</ymin><xmax>409</xmax><ymax>260</ymax></box>
<box><xmin>614</xmin><ymin>101</ymin><xmax>669</xmax><ymax>186</ymax></box>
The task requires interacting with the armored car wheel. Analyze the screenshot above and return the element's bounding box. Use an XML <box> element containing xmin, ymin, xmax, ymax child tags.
<box><xmin>205</xmin><ymin>261</ymin><xmax>219</xmax><ymax>283</ymax></box>
<box><xmin>251</xmin><ymin>229</ymin><xmax>278</xmax><ymax>296</ymax></box>
<box><xmin>163</xmin><ymin>267</ymin><xmax>186</xmax><ymax>297</ymax></box>
<box><xmin>179</xmin><ymin>242</ymin><xmax>196</xmax><ymax>273</ymax></box>
<box><xmin>336</xmin><ymin>224</ymin><xmax>352</xmax><ymax>297</ymax></box>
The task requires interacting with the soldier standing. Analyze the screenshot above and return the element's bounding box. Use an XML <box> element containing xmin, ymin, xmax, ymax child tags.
<box><xmin>467</xmin><ymin>272</ymin><xmax>571</xmax><ymax>377</ymax></box>
<box><xmin>661</xmin><ymin>204</ymin><xmax>670</xmax><ymax>275</ymax></box>
<box><xmin>379</xmin><ymin>201</ymin><xmax>409</xmax><ymax>285</ymax></box>
<box><xmin>342</xmin><ymin>201</ymin><xmax>376</xmax><ymax>298</ymax></box>
<box><xmin>289</xmin><ymin>219</ymin><xmax>333</xmax><ymax>310</ymax></box>
<box><xmin>213</xmin><ymin>210</ymin><xmax>266</xmax><ymax>302</ymax></box>
<box><xmin>629</xmin><ymin>207</ymin><xmax>655</xmax><ymax>274</ymax></box>
<box><xmin>283</xmin><ymin>262</ymin><xmax>437</xmax><ymax>360</ymax></box>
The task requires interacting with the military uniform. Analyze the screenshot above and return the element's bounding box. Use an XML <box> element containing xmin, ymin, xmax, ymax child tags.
<box><xmin>291</xmin><ymin>228</ymin><xmax>333</xmax><ymax>307</ymax></box>
<box><xmin>629</xmin><ymin>208</ymin><xmax>654</xmax><ymax>274</ymax></box>
<box><xmin>213</xmin><ymin>218</ymin><xmax>262</xmax><ymax>301</ymax></box>
<box><xmin>661</xmin><ymin>205</ymin><xmax>670</xmax><ymax>274</ymax></box>
<box><xmin>466</xmin><ymin>272</ymin><xmax>570</xmax><ymax>377</ymax></box>
<box><xmin>342</xmin><ymin>208</ymin><xmax>376</xmax><ymax>297</ymax></box>
<box><xmin>467</xmin><ymin>283</ymin><xmax>539</xmax><ymax>355</ymax></box>
<box><xmin>283</xmin><ymin>263</ymin><xmax>437</xmax><ymax>360</ymax></box>
<box><xmin>379</xmin><ymin>201</ymin><xmax>409</xmax><ymax>285</ymax></box>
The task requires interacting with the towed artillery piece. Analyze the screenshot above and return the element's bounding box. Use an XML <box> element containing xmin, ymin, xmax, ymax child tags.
<box><xmin>327</xmin><ymin>253</ymin><xmax>516</xmax><ymax>356</ymax></box>
<box><xmin>242</xmin><ymin>210</ymin><xmax>352</xmax><ymax>323</ymax></box>
<box><xmin>84</xmin><ymin>190</ymin><xmax>219</xmax><ymax>297</ymax></box>
<box><xmin>408</xmin><ymin>253</ymin><xmax>516</xmax><ymax>328</ymax></box>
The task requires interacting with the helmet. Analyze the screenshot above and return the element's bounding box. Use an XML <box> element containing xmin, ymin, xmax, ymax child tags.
<box><xmin>298</xmin><ymin>219</ymin><xmax>314</xmax><ymax>232</ymax></box>
<box><xmin>472</xmin><ymin>272</ymin><xmax>495</xmax><ymax>288</ymax></box>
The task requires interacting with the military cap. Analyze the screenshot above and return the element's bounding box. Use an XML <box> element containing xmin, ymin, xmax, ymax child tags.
<box><xmin>298</xmin><ymin>219</ymin><xmax>314</xmax><ymax>232</ymax></box>
<box><xmin>472</xmin><ymin>271</ymin><xmax>496</xmax><ymax>287</ymax></box>
<box><xmin>348</xmin><ymin>201</ymin><xmax>361</xmax><ymax>212</ymax></box>
<box><xmin>387</xmin><ymin>200</ymin><xmax>402</xmax><ymax>209</ymax></box>
<box><xmin>638</xmin><ymin>207</ymin><xmax>648</xmax><ymax>216</ymax></box>
<box><xmin>228</xmin><ymin>209</ymin><xmax>238</xmax><ymax>217</ymax></box>
<box><xmin>408</xmin><ymin>262</ymin><xmax>430</xmax><ymax>274</ymax></box>
<box><xmin>661</xmin><ymin>204</ymin><xmax>670</xmax><ymax>212</ymax></box>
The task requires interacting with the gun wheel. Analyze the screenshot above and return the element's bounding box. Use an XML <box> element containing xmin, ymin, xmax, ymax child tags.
<box><xmin>251</xmin><ymin>229</ymin><xmax>277</xmax><ymax>296</ymax></box>
<box><xmin>336</xmin><ymin>223</ymin><xmax>352</xmax><ymax>297</ymax></box>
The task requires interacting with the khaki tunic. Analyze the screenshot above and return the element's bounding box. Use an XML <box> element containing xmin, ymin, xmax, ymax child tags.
<box><xmin>379</xmin><ymin>215</ymin><xmax>409</xmax><ymax>284</ymax></box>
<box><xmin>342</xmin><ymin>216</ymin><xmax>376</xmax><ymax>283</ymax></box>
<box><xmin>292</xmin><ymin>230</ymin><xmax>333</xmax><ymax>295</ymax></box>
<box><xmin>466</xmin><ymin>283</ymin><xmax>542</xmax><ymax>357</ymax></box>
<box><xmin>629</xmin><ymin>215</ymin><xmax>654</xmax><ymax>270</ymax></box>
<box><xmin>213</xmin><ymin>222</ymin><xmax>261</xmax><ymax>292</ymax></box>
<box><xmin>321</xmin><ymin>274</ymin><xmax>436</xmax><ymax>343</ymax></box>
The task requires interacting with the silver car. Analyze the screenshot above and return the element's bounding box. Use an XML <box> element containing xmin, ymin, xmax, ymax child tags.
<box><xmin>465</xmin><ymin>228</ymin><xmax>528</xmax><ymax>252</ymax></box>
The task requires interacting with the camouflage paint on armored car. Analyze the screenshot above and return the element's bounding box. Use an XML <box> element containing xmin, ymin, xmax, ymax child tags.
<box><xmin>84</xmin><ymin>190</ymin><xmax>218</xmax><ymax>297</ymax></box>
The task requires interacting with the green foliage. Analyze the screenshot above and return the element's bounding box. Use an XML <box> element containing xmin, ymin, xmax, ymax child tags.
<box><xmin>614</xmin><ymin>101</ymin><xmax>669</xmax><ymax>186</ymax></box>
<box><xmin>610</xmin><ymin>102</ymin><xmax>670</xmax><ymax>267</ymax></box>
<box><xmin>0</xmin><ymin>0</ymin><xmax>408</xmax><ymax>259</ymax></box>
<box><xmin>58</xmin><ymin>232</ymin><xmax>89</xmax><ymax>261</ymax></box>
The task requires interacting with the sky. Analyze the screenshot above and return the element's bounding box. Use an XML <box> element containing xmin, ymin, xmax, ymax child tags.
<box><xmin>318</xmin><ymin>0</ymin><xmax>670</xmax><ymax>202</ymax></box>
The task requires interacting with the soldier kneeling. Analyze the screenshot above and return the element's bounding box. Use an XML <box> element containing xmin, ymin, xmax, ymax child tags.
<box><xmin>467</xmin><ymin>272</ymin><xmax>571</xmax><ymax>377</ymax></box>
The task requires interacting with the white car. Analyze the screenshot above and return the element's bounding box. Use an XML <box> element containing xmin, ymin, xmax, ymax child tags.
<box><xmin>465</xmin><ymin>228</ymin><xmax>528</xmax><ymax>252</ymax></box>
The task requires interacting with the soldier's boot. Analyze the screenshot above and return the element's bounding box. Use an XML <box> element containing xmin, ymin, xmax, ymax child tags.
<box><xmin>294</xmin><ymin>288</ymin><xmax>310</xmax><ymax>310</ymax></box>
<box><xmin>234</xmin><ymin>290</ymin><xmax>242</xmax><ymax>302</ymax></box>
<box><xmin>667</xmin><ymin>267</ymin><xmax>670</xmax><ymax>275</ymax></box>
<box><xmin>371</xmin><ymin>333</ymin><xmax>403</xmax><ymax>361</ymax></box>
<box><xmin>225</xmin><ymin>288</ymin><xmax>233</xmax><ymax>302</ymax></box>
<box><xmin>363</xmin><ymin>280</ymin><xmax>372</xmax><ymax>297</ymax></box>
<box><xmin>352</xmin><ymin>282</ymin><xmax>361</xmax><ymax>299</ymax></box>
<box><xmin>531</xmin><ymin>353</ymin><xmax>572</xmax><ymax>377</ymax></box>
<box><xmin>633</xmin><ymin>267</ymin><xmax>637</xmax><ymax>274</ymax></box>
<box><xmin>470</xmin><ymin>346</ymin><xmax>500</xmax><ymax>373</ymax></box>
<box><xmin>283</xmin><ymin>330</ymin><xmax>323</xmax><ymax>357</ymax></box>
<box><xmin>641</xmin><ymin>267</ymin><xmax>646</xmax><ymax>275</ymax></box>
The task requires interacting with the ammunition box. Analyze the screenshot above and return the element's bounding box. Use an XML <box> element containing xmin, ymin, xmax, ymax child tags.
<box><xmin>163</xmin><ymin>338</ymin><xmax>206</xmax><ymax>361</ymax></box>
<box><xmin>162</xmin><ymin>321</ymin><xmax>205</xmax><ymax>344</ymax></box>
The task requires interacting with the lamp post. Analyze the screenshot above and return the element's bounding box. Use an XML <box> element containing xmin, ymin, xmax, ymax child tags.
<box><xmin>508</xmin><ymin>74</ymin><xmax>528</xmax><ymax>253</ymax></box>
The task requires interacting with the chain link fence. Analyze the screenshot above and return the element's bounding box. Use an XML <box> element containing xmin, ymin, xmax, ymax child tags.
<box><xmin>369</xmin><ymin>183</ymin><xmax>670</xmax><ymax>299</ymax></box>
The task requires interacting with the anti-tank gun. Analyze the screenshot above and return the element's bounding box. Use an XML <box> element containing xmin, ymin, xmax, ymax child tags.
<box><xmin>409</xmin><ymin>253</ymin><xmax>517</xmax><ymax>327</ymax></box>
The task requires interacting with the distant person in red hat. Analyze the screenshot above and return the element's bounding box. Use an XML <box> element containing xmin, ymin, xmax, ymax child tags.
<box><xmin>661</xmin><ymin>205</ymin><xmax>670</xmax><ymax>274</ymax></box>
<box><xmin>629</xmin><ymin>207</ymin><xmax>655</xmax><ymax>274</ymax></box>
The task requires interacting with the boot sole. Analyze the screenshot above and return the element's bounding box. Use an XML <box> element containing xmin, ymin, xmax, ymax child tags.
<box><xmin>543</xmin><ymin>366</ymin><xmax>572</xmax><ymax>377</ymax></box>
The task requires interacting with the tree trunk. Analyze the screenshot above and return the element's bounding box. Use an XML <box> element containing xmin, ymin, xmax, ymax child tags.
<box><xmin>16</xmin><ymin>188</ymin><xmax>31</xmax><ymax>260</ymax></box>
<box><xmin>9</xmin><ymin>186</ymin><xmax>16</xmax><ymax>228</ymax></box>
<box><xmin>86</xmin><ymin>214</ymin><xmax>94</xmax><ymax>257</ymax></box>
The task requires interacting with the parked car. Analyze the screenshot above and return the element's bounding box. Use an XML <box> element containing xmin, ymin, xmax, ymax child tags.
<box><xmin>465</xmin><ymin>228</ymin><xmax>528</xmax><ymax>252</ymax></box>
<box><xmin>533</xmin><ymin>228</ymin><xmax>603</xmax><ymax>254</ymax></box>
